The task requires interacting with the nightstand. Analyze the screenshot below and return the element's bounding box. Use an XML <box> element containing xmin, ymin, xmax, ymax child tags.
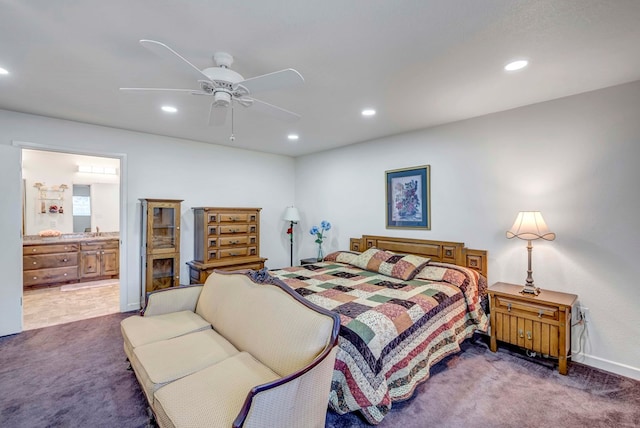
<box><xmin>488</xmin><ymin>282</ymin><xmax>577</xmax><ymax>375</ymax></box>
<box><xmin>300</xmin><ymin>257</ymin><xmax>320</xmax><ymax>265</ymax></box>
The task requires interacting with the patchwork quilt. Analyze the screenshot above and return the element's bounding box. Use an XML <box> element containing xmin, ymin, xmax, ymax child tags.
<box><xmin>270</xmin><ymin>259</ymin><xmax>488</xmax><ymax>424</ymax></box>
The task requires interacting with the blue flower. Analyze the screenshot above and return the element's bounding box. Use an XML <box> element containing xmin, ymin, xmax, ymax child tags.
<box><xmin>309</xmin><ymin>220</ymin><xmax>331</xmax><ymax>245</ymax></box>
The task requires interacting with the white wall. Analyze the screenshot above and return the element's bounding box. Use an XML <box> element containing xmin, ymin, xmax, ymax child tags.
<box><xmin>91</xmin><ymin>183</ymin><xmax>120</xmax><ymax>233</ymax></box>
<box><xmin>294</xmin><ymin>81</ymin><xmax>640</xmax><ymax>379</ymax></box>
<box><xmin>0</xmin><ymin>110</ymin><xmax>296</xmax><ymax>317</ymax></box>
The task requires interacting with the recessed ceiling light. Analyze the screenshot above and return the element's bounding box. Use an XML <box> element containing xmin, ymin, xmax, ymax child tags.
<box><xmin>287</xmin><ymin>134</ymin><xmax>299</xmax><ymax>141</ymax></box>
<box><xmin>504</xmin><ymin>60</ymin><xmax>529</xmax><ymax>71</ymax></box>
<box><xmin>0</xmin><ymin>67</ymin><xmax>9</xmax><ymax>75</ymax></box>
<box><xmin>362</xmin><ymin>109</ymin><xmax>376</xmax><ymax>117</ymax></box>
<box><xmin>161</xmin><ymin>105</ymin><xmax>177</xmax><ymax>113</ymax></box>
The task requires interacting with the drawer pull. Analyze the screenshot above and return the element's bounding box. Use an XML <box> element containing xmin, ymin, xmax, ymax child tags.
<box><xmin>518</xmin><ymin>329</ymin><xmax>524</xmax><ymax>338</ymax></box>
<box><xmin>538</xmin><ymin>310</ymin><xmax>544</xmax><ymax>318</ymax></box>
<box><xmin>33</xmin><ymin>276</ymin><xmax>38</xmax><ymax>280</ymax></box>
<box><xmin>507</xmin><ymin>303</ymin><xmax>512</xmax><ymax>312</ymax></box>
<box><xmin>527</xmin><ymin>331</ymin><xmax>532</xmax><ymax>340</ymax></box>
<box><xmin>63</xmin><ymin>273</ymin><xmax>67</xmax><ymax>276</ymax></box>
<box><xmin>33</xmin><ymin>261</ymin><xmax>37</xmax><ymax>265</ymax></box>
<box><xmin>63</xmin><ymin>259</ymin><xmax>68</xmax><ymax>262</ymax></box>
<box><xmin>33</xmin><ymin>249</ymin><xmax>37</xmax><ymax>252</ymax></box>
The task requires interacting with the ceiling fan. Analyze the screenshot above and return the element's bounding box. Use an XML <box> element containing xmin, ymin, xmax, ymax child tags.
<box><xmin>120</xmin><ymin>40</ymin><xmax>304</xmax><ymax>130</ymax></box>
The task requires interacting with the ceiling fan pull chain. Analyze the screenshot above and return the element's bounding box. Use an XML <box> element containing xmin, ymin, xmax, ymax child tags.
<box><xmin>230</xmin><ymin>104</ymin><xmax>235</xmax><ymax>141</ymax></box>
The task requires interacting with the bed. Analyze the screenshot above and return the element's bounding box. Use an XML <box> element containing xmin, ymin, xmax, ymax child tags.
<box><xmin>269</xmin><ymin>235</ymin><xmax>489</xmax><ymax>424</ymax></box>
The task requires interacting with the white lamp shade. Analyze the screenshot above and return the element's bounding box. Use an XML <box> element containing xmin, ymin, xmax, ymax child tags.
<box><xmin>506</xmin><ymin>211</ymin><xmax>556</xmax><ymax>241</ymax></box>
<box><xmin>283</xmin><ymin>206</ymin><xmax>300</xmax><ymax>222</ymax></box>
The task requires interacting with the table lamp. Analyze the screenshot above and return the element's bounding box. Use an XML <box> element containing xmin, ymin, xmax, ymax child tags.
<box><xmin>506</xmin><ymin>211</ymin><xmax>556</xmax><ymax>295</ymax></box>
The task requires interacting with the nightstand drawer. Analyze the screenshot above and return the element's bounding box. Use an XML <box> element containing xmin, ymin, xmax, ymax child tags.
<box><xmin>494</xmin><ymin>295</ymin><xmax>559</xmax><ymax>321</ymax></box>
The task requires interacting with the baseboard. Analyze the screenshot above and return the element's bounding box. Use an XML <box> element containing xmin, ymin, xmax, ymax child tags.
<box><xmin>572</xmin><ymin>352</ymin><xmax>640</xmax><ymax>381</ymax></box>
<box><xmin>125</xmin><ymin>302</ymin><xmax>141</xmax><ymax>312</ymax></box>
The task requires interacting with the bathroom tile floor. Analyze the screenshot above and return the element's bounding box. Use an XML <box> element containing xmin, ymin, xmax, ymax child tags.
<box><xmin>23</xmin><ymin>279</ymin><xmax>120</xmax><ymax>330</ymax></box>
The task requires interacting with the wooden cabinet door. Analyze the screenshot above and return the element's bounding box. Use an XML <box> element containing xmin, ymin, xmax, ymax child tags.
<box><xmin>145</xmin><ymin>254</ymin><xmax>180</xmax><ymax>292</ymax></box>
<box><xmin>101</xmin><ymin>249</ymin><xmax>119</xmax><ymax>276</ymax></box>
<box><xmin>80</xmin><ymin>251</ymin><xmax>100</xmax><ymax>278</ymax></box>
<box><xmin>146</xmin><ymin>201</ymin><xmax>181</xmax><ymax>254</ymax></box>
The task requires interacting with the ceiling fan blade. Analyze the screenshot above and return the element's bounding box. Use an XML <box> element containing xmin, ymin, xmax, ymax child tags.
<box><xmin>120</xmin><ymin>87</ymin><xmax>208</xmax><ymax>95</ymax></box>
<box><xmin>208</xmin><ymin>103</ymin><xmax>228</xmax><ymax>126</ymax></box>
<box><xmin>139</xmin><ymin>39</ymin><xmax>212</xmax><ymax>82</ymax></box>
<box><xmin>248</xmin><ymin>97</ymin><xmax>301</xmax><ymax>122</ymax></box>
<box><xmin>236</xmin><ymin>69</ymin><xmax>304</xmax><ymax>94</ymax></box>
<box><xmin>234</xmin><ymin>97</ymin><xmax>254</xmax><ymax>108</ymax></box>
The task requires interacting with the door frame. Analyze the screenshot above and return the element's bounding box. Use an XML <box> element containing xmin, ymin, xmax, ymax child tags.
<box><xmin>13</xmin><ymin>140</ymin><xmax>129</xmax><ymax>314</ymax></box>
<box><xmin>0</xmin><ymin>144</ymin><xmax>23</xmax><ymax>336</ymax></box>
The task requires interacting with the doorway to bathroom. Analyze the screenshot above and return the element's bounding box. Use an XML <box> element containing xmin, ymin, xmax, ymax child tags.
<box><xmin>21</xmin><ymin>148</ymin><xmax>121</xmax><ymax>330</ymax></box>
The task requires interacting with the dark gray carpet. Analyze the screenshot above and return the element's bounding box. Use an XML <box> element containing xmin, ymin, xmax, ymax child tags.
<box><xmin>1</xmin><ymin>312</ymin><xmax>639</xmax><ymax>427</ymax></box>
<box><xmin>0</xmin><ymin>313</ymin><xmax>147</xmax><ymax>427</ymax></box>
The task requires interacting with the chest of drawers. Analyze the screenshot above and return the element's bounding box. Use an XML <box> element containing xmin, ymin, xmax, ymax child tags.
<box><xmin>189</xmin><ymin>207</ymin><xmax>266</xmax><ymax>284</ymax></box>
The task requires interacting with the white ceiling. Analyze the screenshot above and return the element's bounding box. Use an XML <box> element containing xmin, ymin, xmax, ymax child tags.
<box><xmin>1</xmin><ymin>1</ymin><xmax>640</xmax><ymax>157</ymax></box>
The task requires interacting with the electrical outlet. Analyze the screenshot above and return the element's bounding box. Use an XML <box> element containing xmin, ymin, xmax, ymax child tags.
<box><xmin>579</xmin><ymin>307</ymin><xmax>589</xmax><ymax>323</ymax></box>
<box><xmin>574</xmin><ymin>304</ymin><xmax>589</xmax><ymax>323</ymax></box>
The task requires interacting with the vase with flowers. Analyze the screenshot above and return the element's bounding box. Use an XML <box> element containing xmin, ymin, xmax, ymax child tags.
<box><xmin>309</xmin><ymin>220</ymin><xmax>331</xmax><ymax>261</ymax></box>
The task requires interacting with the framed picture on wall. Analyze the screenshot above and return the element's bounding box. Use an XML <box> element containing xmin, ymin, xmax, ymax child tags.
<box><xmin>385</xmin><ymin>165</ymin><xmax>431</xmax><ymax>229</ymax></box>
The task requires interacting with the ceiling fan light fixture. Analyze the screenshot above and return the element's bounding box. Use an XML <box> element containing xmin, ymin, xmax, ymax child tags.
<box><xmin>213</xmin><ymin>91</ymin><xmax>231</xmax><ymax>107</ymax></box>
<box><xmin>0</xmin><ymin>67</ymin><xmax>8</xmax><ymax>75</ymax></box>
<box><xmin>362</xmin><ymin>108</ymin><xmax>376</xmax><ymax>117</ymax></box>
<box><xmin>161</xmin><ymin>105</ymin><xmax>177</xmax><ymax>113</ymax></box>
<box><xmin>504</xmin><ymin>59</ymin><xmax>529</xmax><ymax>71</ymax></box>
<box><xmin>288</xmin><ymin>134</ymin><xmax>299</xmax><ymax>141</ymax></box>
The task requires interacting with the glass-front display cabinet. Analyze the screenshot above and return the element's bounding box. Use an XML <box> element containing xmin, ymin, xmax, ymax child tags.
<box><xmin>140</xmin><ymin>199</ymin><xmax>183</xmax><ymax>307</ymax></box>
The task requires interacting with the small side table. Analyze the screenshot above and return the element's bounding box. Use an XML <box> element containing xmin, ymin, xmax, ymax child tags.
<box><xmin>488</xmin><ymin>282</ymin><xmax>577</xmax><ymax>375</ymax></box>
<box><xmin>300</xmin><ymin>258</ymin><xmax>320</xmax><ymax>265</ymax></box>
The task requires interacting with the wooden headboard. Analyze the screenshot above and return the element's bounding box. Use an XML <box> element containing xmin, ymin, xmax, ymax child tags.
<box><xmin>349</xmin><ymin>235</ymin><xmax>488</xmax><ymax>279</ymax></box>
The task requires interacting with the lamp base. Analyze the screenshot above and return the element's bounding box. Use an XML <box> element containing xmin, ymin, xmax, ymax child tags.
<box><xmin>520</xmin><ymin>284</ymin><xmax>540</xmax><ymax>296</ymax></box>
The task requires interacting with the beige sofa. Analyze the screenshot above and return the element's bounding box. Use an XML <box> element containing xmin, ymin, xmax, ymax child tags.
<box><xmin>121</xmin><ymin>269</ymin><xmax>340</xmax><ymax>428</ymax></box>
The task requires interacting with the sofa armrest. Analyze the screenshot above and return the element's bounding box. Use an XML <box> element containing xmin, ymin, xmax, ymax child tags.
<box><xmin>142</xmin><ymin>285</ymin><xmax>204</xmax><ymax>317</ymax></box>
<box><xmin>233</xmin><ymin>346</ymin><xmax>338</xmax><ymax>428</ymax></box>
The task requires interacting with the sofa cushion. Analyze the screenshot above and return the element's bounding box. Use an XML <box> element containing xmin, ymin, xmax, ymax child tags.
<box><xmin>120</xmin><ymin>310</ymin><xmax>211</xmax><ymax>356</ymax></box>
<box><xmin>196</xmin><ymin>271</ymin><xmax>334</xmax><ymax>377</ymax></box>
<box><xmin>130</xmin><ymin>329</ymin><xmax>240</xmax><ymax>405</ymax></box>
<box><xmin>154</xmin><ymin>351</ymin><xmax>279</xmax><ymax>428</ymax></box>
